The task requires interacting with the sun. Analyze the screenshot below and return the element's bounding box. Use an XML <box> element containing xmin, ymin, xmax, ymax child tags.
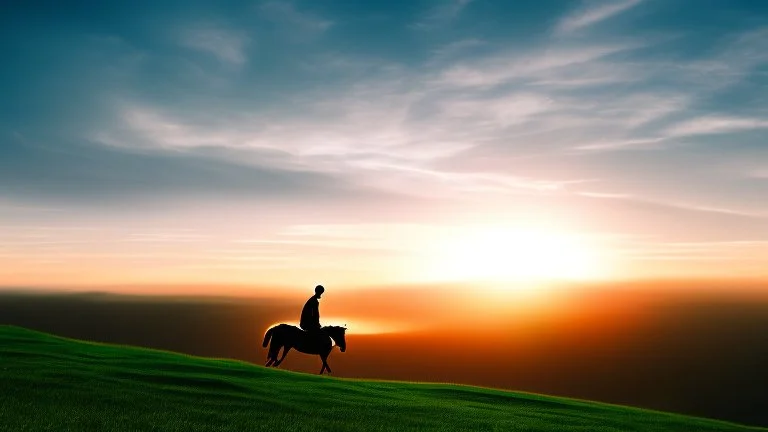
<box><xmin>422</xmin><ymin>226</ymin><xmax>604</xmax><ymax>283</ymax></box>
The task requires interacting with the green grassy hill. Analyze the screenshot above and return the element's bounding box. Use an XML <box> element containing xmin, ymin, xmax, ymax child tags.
<box><xmin>0</xmin><ymin>326</ymin><xmax>763</xmax><ymax>432</ymax></box>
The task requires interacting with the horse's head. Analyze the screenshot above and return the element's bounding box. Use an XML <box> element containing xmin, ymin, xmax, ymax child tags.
<box><xmin>324</xmin><ymin>325</ymin><xmax>347</xmax><ymax>352</ymax></box>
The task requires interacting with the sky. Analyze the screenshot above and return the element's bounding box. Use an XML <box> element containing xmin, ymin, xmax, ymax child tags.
<box><xmin>2</xmin><ymin>0</ymin><xmax>768</xmax><ymax>289</ymax></box>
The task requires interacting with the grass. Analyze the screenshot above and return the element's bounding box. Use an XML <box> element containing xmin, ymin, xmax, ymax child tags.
<box><xmin>0</xmin><ymin>325</ymin><xmax>764</xmax><ymax>432</ymax></box>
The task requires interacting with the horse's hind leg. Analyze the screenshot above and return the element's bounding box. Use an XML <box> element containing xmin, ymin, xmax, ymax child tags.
<box><xmin>266</xmin><ymin>351</ymin><xmax>277</xmax><ymax>367</ymax></box>
<box><xmin>265</xmin><ymin>344</ymin><xmax>279</xmax><ymax>367</ymax></box>
<box><xmin>274</xmin><ymin>346</ymin><xmax>292</xmax><ymax>367</ymax></box>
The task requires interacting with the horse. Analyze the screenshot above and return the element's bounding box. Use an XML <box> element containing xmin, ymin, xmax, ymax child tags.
<box><xmin>262</xmin><ymin>324</ymin><xmax>347</xmax><ymax>374</ymax></box>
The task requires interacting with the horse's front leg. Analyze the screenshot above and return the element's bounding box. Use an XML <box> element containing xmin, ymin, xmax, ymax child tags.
<box><xmin>319</xmin><ymin>353</ymin><xmax>332</xmax><ymax>375</ymax></box>
<box><xmin>274</xmin><ymin>345</ymin><xmax>292</xmax><ymax>367</ymax></box>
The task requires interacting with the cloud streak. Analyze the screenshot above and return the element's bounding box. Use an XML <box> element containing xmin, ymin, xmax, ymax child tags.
<box><xmin>556</xmin><ymin>0</ymin><xmax>643</xmax><ymax>34</ymax></box>
<box><xmin>259</xmin><ymin>1</ymin><xmax>333</xmax><ymax>33</ymax></box>
<box><xmin>664</xmin><ymin>116</ymin><xmax>768</xmax><ymax>137</ymax></box>
<box><xmin>178</xmin><ymin>24</ymin><xmax>249</xmax><ymax>65</ymax></box>
<box><xmin>412</xmin><ymin>0</ymin><xmax>473</xmax><ymax>29</ymax></box>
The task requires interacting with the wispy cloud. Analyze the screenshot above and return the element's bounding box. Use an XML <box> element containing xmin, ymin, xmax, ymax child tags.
<box><xmin>556</xmin><ymin>0</ymin><xmax>643</xmax><ymax>34</ymax></box>
<box><xmin>178</xmin><ymin>25</ymin><xmax>249</xmax><ymax>65</ymax></box>
<box><xmin>435</xmin><ymin>43</ymin><xmax>637</xmax><ymax>88</ymax></box>
<box><xmin>430</xmin><ymin>38</ymin><xmax>486</xmax><ymax>62</ymax></box>
<box><xmin>125</xmin><ymin>232</ymin><xmax>212</xmax><ymax>243</ymax></box>
<box><xmin>574</xmin><ymin>138</ymin><xmax>666</xmax><ymax>151</ymax></box>
<box><xmin>412</xmin><ymin>0</ymin><xmax>473</xmax><ymax>30</ymax></box>
<box><xmin>95</xmin><ymin>22</ymin><xmax>761</xmax><ymax>208</ymax></box>
<box><xmin>576</xmin><ymin>190</ymin><xmax>768</xmax><ymax>220</ymax></box>
<box><xmin>664</xmin><ymin>116</ymin><xmax>768</xmax><ymax>138</ymax></box>
<box><xmin>259</xmin><ymin>1</ymin><xmax>333</xmax><ymax>33</ymax></box>
<box><xmin>614</xmin><ymin>239</ymin><xmax>768</xmax><ymax>262</ymax></box>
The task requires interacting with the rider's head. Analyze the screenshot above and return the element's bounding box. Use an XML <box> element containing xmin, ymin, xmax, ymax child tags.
<box><xmin>315</xmin><ymin>284</ymin><xmax>325</xmax><ymax>298</ymax></box>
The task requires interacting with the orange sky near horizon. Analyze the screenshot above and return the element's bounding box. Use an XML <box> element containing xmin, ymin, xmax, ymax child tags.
<box><xmin>3</xmin><ymin>278</ymin><xmax>766</xmax><ymax>339</ymax></box>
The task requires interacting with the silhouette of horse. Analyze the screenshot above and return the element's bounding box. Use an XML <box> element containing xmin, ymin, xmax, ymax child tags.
<box><xmin>262</xmin><ymin>324</ymin><xmax>347</xmax><ymax>374</ymax></box>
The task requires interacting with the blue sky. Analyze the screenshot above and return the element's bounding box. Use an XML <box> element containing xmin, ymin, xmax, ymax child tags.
<box><xmin>2</xmin><ymin>0</ymin><xmax>768</xmax><ymax>286</ymax></box>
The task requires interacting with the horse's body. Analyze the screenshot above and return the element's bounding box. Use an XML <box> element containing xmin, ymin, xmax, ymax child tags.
<box><xmin>262</xmin><ymin>324</ymin><xmax>347</xmax><ymax>374</ymax></box>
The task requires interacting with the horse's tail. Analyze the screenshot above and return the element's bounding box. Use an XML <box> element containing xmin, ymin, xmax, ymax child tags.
<box><xmin>262</xmin><ymin>326</ymin><xmax>276</xmax><ymax>348</ymax></box>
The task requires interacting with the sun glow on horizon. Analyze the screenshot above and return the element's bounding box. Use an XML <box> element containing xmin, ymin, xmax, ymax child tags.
<box><xmin>422</xmin><ymin>226</ymin><xmax>607</xmax><ymax>284</ymax></box>
<box><xmin>264</xmin><ymin>318</ymin><xmax>413</xmax><ymax>336</ymax></box>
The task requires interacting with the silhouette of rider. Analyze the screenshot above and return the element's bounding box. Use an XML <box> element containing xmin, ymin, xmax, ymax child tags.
<box><xmin>300</xmin><ymin>285</ymin><xmax>324</xmax><ymax>335</ymax></box>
